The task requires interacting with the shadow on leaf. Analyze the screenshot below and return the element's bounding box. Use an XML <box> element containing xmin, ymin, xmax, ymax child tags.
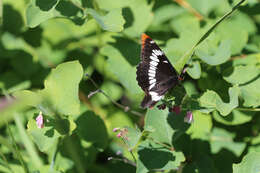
<box><xmin>36</xmin><ymin>0</ymin><xmax>58</xmax><ymax>11</ymax></box>
<box><xmin>138</xmin><ymin>147</ymin><xmax>175</xmax><ymax>169</ymax></box>
<box><xmin>76</xmin><ymin>111</ymin><xmax>108</xmax><ymax>150</ymax></box>
<box><xmin>110</xmin><ymin>36</ymin><xmax>140</xmax><ymax>66</ymax></box>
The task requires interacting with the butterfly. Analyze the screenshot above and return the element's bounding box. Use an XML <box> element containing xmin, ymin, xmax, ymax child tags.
<box><xmin>136</xmin><ymin>34</ymin><xmax>186</xmax><ymax>109</ymax></box>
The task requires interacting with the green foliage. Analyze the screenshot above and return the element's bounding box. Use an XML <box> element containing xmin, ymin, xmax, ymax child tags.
<box><xmin>1</xmin><ymin>0</ymin><xmax>260</xmax><ymax>173</ymax></box>
<box><xmin>87</xmin><ymin>8</ymin><xmax>125</xmax><ymax>32</ymax></box>
<box><xmin>233</xmin><ymin>152</ymin><xmax>260</xmax><ymax>173</ymax></box>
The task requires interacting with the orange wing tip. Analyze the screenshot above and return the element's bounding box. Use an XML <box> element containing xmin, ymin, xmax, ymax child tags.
<box><xmin>141</xmin><ymin>33</ymin><xmax>151</xmax><ymax>48</ymax></box>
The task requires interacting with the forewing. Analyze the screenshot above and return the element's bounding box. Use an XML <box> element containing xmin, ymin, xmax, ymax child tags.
<box><xmin>136</xmin><ymin>34</ymin><xmax>179</xmax><ymax>108</ymax></box>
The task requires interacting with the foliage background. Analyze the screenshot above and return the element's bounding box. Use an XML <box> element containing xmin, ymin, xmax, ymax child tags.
<box><xmin>0</xmin><ymin>0</ymin><xmax>260</xmax><ymax>172</ymax></box>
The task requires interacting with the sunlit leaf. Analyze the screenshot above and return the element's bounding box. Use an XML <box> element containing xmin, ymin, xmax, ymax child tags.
<box><xmin>223</xmin><ymin>65</ymin><xmax>259</xmax><ymax>85</ymax></box>
<box><xmin>199</xmin><ymin>86</ymin><xmax>240</xmax><ymax>116</ymax></box>
<box><xmin>87</xmin><ymin>8</ymin><xmax>125</xmax><ymax>32</ymax></box>
<box><xmin>233</xmin><ymin>152</ymin><xmax>260</xmax><ymax>173</ymax></box>
<box><xmin>210</xmin><ymin>128</ymin><xmax>246</xmax><ymax>157</ymax></box>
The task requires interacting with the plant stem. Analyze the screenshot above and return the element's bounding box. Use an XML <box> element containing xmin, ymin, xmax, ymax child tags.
<box><xmin>236</xmin><ymin>108</ymin><xmax>260</xmax><ymax>112</ymax></box>
<box><xmin>86</xmin><ymin>74</ymin><xmax>144</xmax><ymax>117</ymax></box>
<box><xmin>174</xmin><ymin>0</ymin><xmax>203</xmax><ymax>20</ymax></box>
<box><xmin>14</xmin><ymin>113</ymin><xmax>43</xmax><ymax>168</ymax></box>
<box><xmin>6</xmin><ymin>121</ymin><xmax>29</xmax><ymax>173</ymax></box>
<box><xmin>108</xmin><ymin>156</ymin><xmax>136</xmax><ymax>167</ymax></box>
<box><xmin>147</xmin><ymin>137</ymin><xmax>174</xmax><ymax>151</ymax></box>
<box><xmin>122</xmin><ymin>138</ymin><xmax>137</xmax><ymax>163</ymax></box>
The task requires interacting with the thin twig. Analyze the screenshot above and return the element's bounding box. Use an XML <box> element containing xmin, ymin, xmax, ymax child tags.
<box><xmin>147</xmin><ymin>137</ymin><xmax>174</xmax><ymax>151</ymax></box>
<box><xmin>174</xmin><ymin>0</ymin><xmax>203</xmax><ymax>20</ymax></box>
<box><xmin>236</xmin><ymin>108</ymin><xmax>260</xmax><ymax>112</ymax></box>
<box><xmin>107</xmin><ymin>156</ymin><xmax>136</xmax><ymax>167</ymax></box>
<box><xmin>121</xmin><ymin>137</ymin><xmax>137</xmax><ymax>164</ymax></box>
<box><xmin>85</xmin><ymin>74</ymin><xmax>144</xmax><ymax>117</ymax></box>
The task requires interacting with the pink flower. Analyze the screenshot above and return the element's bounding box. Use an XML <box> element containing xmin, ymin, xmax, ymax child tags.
<box><xmin>116</xmin><ymin>132</ymin><xmax>122</xmax><ymax>138</ymax></box>
<box><xmin>113</xmin><ymin>127</ymin><xmax>120</xmax><ymax>132</ymax></box>
<box><xmin>184</xmin><ymin>111</ymin><xmax>193</xmax><ymax>124</ymax></box>
<box><xmin>36</xmin><ymin>112</ymin><xmax>44</xmax><ymax>128</ymax></box>
<box><xmin>170</xmin><ymin>106</ymin><xmax>181</xmax><ymax>114</ymax></box>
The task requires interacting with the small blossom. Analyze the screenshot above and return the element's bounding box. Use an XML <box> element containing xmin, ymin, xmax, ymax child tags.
<box><xmin>184</xmin><ymin>111</ymin><xmax>193</xmax><ymax>124</ymax></box>
<box><xmin>116</xmin><ymin>132</ymin><xmax>122</xmax><ymax>138</ymax></box>
<box><xmin>36</xmin><ymin>111</ymin><xmax>44</xmax><ymax>128</ymax></box>
<box><xmin>116</xmin><ymin>150</ymin><xmax>122</xmax><ymax>155</ymax></box>
<box><xmin>169</xmin><ymin>106</ymin><xmax>181</xmax><ymax>114</ymax></box>
<box><xmin>113</xmin><ymin>127</ymin><xmax>120</xmax><ymax>132</ymax></box>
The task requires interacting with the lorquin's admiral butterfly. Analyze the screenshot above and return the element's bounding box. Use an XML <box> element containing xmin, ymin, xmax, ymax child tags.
<box><xmin>136</xmin><ymin>34</ymin><xmax>186</xmax><ymax>109</ymax></box>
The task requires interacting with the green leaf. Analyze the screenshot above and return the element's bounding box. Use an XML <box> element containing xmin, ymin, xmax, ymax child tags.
<box><xmin>13</xmin><ymin>90</ymin><xmax>42</xmax><ymax>108</ymax></box>
<box><xmin>95</xmin><ymin>0</ymin><xmax>134</xmax><ymax>10</ymax></box>
<box><xmin>233</xmin><ymin>152</ymin><xmax>260</xmax><ymax>173</ymax></box>
<box><xmin>196</xmin><ymin>39</ymin><xmax>231</xmax><ymax>65</ymax></box>
<box><xmin>249</xmin><ymin>135</ymin><xmax>260</xmax><ymax>153</ymax></box>
<box><xmin>136</xmin><ymin>140</ymin><xmax>185</xmax><ymax>173</ymax></box>
<box><xmin>76</xmin><ymin>111</ymin><xmax>108</xmax><ymax>150</ymax></box>
<box><xmin>123</xmin><ymin>126</ymin><xmax>142</xmax><ymax>150</ymax></box>
<box><xmin>199</xmin><ymin>86</ymin><xmax>240</xmax><ymax>116</ymax></box>
<box><xmin>144</xmin><ymin>109</ymin><xmax>189</xmax><ymax>144</ymax></box>
<box><xmin>164</xmin><ymin>31</ymin><xmax>199</xmax><ymax>73</ymax></box>
<box><xmin>27</xmin><ymin>118</ymin><xmax>60</xmax><ymax>153</ymax></box>
<box><xmin>186</xmin><ymin>111</ymin><xmax>212</xmax><ymax>140</ymax></box>
<box><xmin>1</xmin><ymin>32</ymin><xmax>36</xmax><ymax>57</ymax></box>
<box><xmin>123</xmin><ymin>0</ymin><xmax>153</xmax><ymax>37</ymax></box>
<box><xmin>170</xmin><ymin>14</ymin><xmax>200</xmax><ymax>35</ymax></box>
<box><xmin>187</xmin><ymin>61</ymin><xmax>201</xmax><ymax>79</ymax></box>
<box><xmin>40</xmin><ymin>61</ymin><xmax>83</xmax><ymax>115</ymax></box>
<box><xmin>87</xmin><ymin>8</ymin><xmax>125</xmax><ymax>32</ymax></box>
<box><xmin>232</xmin><ymin>53</ymin><xmax>260</xmax><ymax>66</ymax></box>
<box><xmin>223</xmin><ymin>65</ymin><xmax>259</xmax><ymax>85</ymax></box>
<box><xmin>54</xmin><ymin>152</ymin><xmax>74</xmax><ymax>172</ymax></box>
<box><xmin>91</xmin><ymin>81</ymin><xmax>123</xmax><ymax>106</ymax></box>
<box><xmin>240</xmin><ymin>78</ymin><xmax>260</xmax><ymax>107</ymax></box>
<box><xmin>210</xmin><ymin>128</ymin><xmax>246</xmax><ymax>157</ymax></box>
<box><xmin>100</xmin><ymin>45</ymin><xmax>141</xmax><ymax>94</ymax></box>
<box><xmin>174</xmin><ymin>0</ymin><xmax>246</xmax><ymax>73</ymax></box>
<box><xmin>152</xmin><ymin>4</ymin><xmax>184</xmax><ymax>26</ymax></box>
<box><xmin>216</xmin><ymin>20</ymin><xmax>248</xmax><ymax>55</ymax></box>
<box><xmin>186</xmin><ymin>0</ymin><xmax>221</xmax><ymax>16</ymax></box>
<box><xmin>26</xmin><ymin>0</ymin><xmax>60</xmax><ymax>28</ymax></box>
<box><xmin>213</xmin><ymin>110</ymin><xmax>254</xmax><ymax>125</ymax></box>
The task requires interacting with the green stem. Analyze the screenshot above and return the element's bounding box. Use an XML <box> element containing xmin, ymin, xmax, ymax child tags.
<box><xmin>14</xmin><ymin>113</ymin><xmax>43</xmax><ymax>168</ymax></box>
<box><xmin>6</xmin><ymin>121</ymin><xmax>29</xmax><ymax>173</ymax></box>
<box><xmin>236</xmin><ymin>108</ymin><xmax>260</xmax><ymax>112</ymax></box>
<box><xmin>147</xmin><ymin>137</ymin><xmax>174</xmax><ymax>151</ymax></box>
<box><xmin>122</xmin><ymin>139</ymin><xmax>137</xmax><ymax>163</ymax></box>
<box><xmin>175</xmin><ymin>0</ymin><xmax>246</xmax><ymax>73</ymax></box>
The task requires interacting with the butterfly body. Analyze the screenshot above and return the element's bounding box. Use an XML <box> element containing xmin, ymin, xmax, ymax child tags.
<box><xmin>136</xmin><ymin>34</ymin><xmax>184</xmax><ymax>108</ymax></box>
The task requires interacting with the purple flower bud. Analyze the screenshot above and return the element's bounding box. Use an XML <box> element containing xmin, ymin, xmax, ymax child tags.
<box><xmin>36</xmin><ymin>112</ymin><xmax>44</xmax><ymax>128</ymax></box>
<box><xmin>113</xmin><ymin>127</ymin><xmax>120</xmax><ymax>132</ymax></box>
<box><xmin>157</xmin><ymin>104</ymin><xmax>166</xmax><ymax>110</ymax></box>
<box><xmin>184</xmin><ymin>111</ymin><xmax>193</xmax><ymax>124</ymax></box>
<box><xmin>116</xmin><ymin>132</ymin><xmax>122</xmax><ymax>138</ymax></box>
<box><xmin>116</xmin><ymin>150</ymin><xmax>122</xmax><ymax>155</ymax></box>
<box><xmin>170</xmin><ymin>106</ymin><xmax>181</xmax><ymax>114</ymax></box>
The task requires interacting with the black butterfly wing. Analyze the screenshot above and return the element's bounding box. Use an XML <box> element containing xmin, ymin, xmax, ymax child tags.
<box><xmin>136</xmin><ymin>34</ymin><xmax>180</xmax><ymax>108</ymax></box>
